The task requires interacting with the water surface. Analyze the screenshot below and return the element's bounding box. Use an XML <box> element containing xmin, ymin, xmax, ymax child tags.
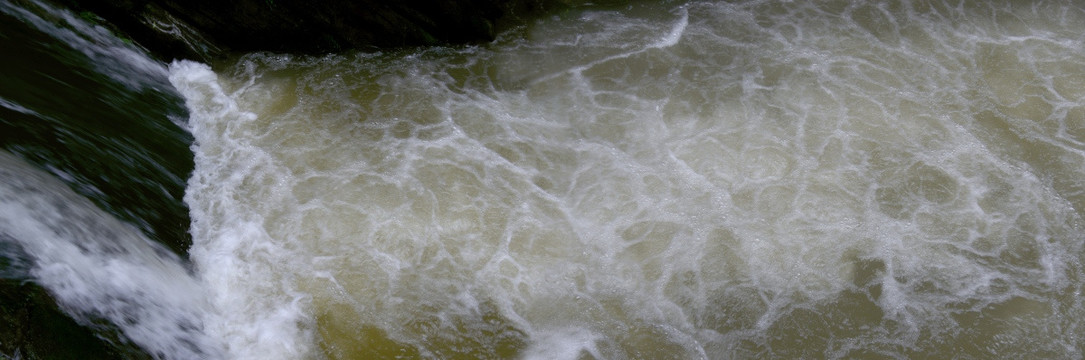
<box><xmin>169</xmin><ymin>0</ymin><xmax>1085</xmax><ymax>358</ymax></box>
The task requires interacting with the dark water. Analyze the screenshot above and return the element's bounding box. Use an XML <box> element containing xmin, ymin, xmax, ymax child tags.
<box><xmin>0</xmin><ymin>0</ymin><xmax>195</xmax><ymax>357</ymax></box>
<box><xmin>0</xmin><ymin>0</ymin><xmax>192</xmax><ymax>254</ymax></box>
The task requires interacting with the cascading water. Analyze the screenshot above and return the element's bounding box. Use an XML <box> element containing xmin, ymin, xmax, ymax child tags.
<box><xmin>0</xmin><ymin>151</ymin><xmax>222</xmax><ymax>359</ymax></box>
<box><xmin>1</xmin><ymin>0</ymin><xmax>211</xmax><ymax>358</ymax></box>
<box><xmin>3</xmin><ymin>0</ymin><xmax>1085</xmax><ymax>358</ymax></box>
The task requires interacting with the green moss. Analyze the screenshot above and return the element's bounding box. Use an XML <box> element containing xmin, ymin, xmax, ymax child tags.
<box><xmin>78</xmin><ymin>11</ymin><xmax>97</xmax><ymax>22</ymax></box>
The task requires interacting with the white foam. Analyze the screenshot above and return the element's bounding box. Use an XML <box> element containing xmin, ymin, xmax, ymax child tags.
<box><xmin>520</xmin><ymin>327</ymin><xmax>602</xmax><ymax>360</ymax></box>
<box><xmin>169</xmin><ymin>60</ymin><xmax>317</xmax><ymax>360</ymax></box>
<box><xmin>653</xmin><ymin>7</ymin><xmax>689</xmax><ymax>48</ymax></box>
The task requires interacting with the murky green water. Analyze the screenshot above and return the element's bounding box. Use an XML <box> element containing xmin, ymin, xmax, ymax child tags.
<box><xmin>171</xmin><ymin>1</ymin><xmax>1085</xmax><ymax>358</ymax></box>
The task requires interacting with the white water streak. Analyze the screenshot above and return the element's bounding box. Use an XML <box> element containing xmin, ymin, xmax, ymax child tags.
<box><xmin>0</xmin><ymin>151</ymin><xmax>223</xmax><ymax>360</ymax></box>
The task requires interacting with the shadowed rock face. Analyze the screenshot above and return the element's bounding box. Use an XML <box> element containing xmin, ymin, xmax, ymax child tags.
<box><xmin>56</xmin><ymin>0</ymin><xmax>554</xmax><ymax>61</ymax></box>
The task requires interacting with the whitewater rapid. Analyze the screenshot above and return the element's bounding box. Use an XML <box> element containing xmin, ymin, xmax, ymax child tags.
<box><xmin>164</xmin><ymin>1</ymin><xmax>1085</xmax><ymax>358</ymax></box>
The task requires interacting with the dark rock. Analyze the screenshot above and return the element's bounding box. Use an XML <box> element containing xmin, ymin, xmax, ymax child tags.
<box><xmin>54</xmin><ymin>0</ymin><xmax>564</xmax><ymax>62</ymax></box>
<box><xmin>0</xmin><ymin>279</ymin><xmax>151</xmax><ymax>360</ymax></box>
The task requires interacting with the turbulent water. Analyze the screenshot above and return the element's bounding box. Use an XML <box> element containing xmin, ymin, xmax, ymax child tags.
<box><xmin>5</xmin><ymin>0</ymin><xmax>1085</xmax><ymax>359</ymax></box>
<box><xmin>166</xmin><ymin>0</ymin><xmax>1085</xmax><ymax>358</ymax></box>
